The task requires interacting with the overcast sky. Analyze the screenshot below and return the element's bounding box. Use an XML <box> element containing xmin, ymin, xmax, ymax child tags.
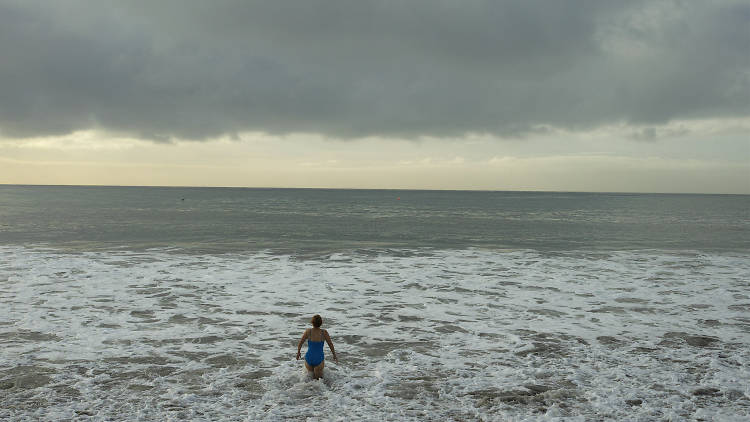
<box><xmin>0</xmin><ymin>0</ymin><xmax>748</xmax><ymax>193</ymax></box>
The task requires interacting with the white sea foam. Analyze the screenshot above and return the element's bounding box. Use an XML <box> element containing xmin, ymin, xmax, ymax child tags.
<box><xmin>1</xmin><ymin>246</ymin><xmax>749</xmax><ymax>420</ymax></box>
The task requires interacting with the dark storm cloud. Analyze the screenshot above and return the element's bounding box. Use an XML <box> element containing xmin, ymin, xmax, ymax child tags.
<box><xmin>0</xmin><ymin>0</ymin><xmax>748</xmax><ymax>140</ymax></box>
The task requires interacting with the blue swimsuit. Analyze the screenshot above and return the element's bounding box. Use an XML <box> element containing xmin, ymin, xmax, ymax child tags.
<box><xmin>305</xmin><ymin>329</ymin><xmax>325</xmax><ymax>367</ymax></box>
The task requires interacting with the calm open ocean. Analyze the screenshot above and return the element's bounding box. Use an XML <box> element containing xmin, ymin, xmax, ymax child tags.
<box><xmin>1</xmin><ymin>185</ymin><xmax>749</xmax><ymax>420</ymax></box>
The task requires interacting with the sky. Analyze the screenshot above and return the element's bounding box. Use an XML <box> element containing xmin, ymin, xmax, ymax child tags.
<box><xmin>0</xmin><ymin>0</ymin><xmax>748</xmax><ymax>193</ymax></box>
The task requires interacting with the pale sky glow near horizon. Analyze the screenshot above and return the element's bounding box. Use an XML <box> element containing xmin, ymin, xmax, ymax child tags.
<box><xmin>0</xmin><ymin>1</ymin><xmax>749</xmax><ymax>193</ymax></box>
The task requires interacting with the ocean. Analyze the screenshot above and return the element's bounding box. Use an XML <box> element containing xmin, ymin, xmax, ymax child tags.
<box><xmin>1</xmin><ymin>185</ymin><xmax>749</xmax><ymax>421</ymax></box>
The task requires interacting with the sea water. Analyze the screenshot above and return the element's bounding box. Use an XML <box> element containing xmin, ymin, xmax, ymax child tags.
<box><xmin>1</xmin><ymin>186</ymin><xmax>749</xmax><ymax>421</ymax></box>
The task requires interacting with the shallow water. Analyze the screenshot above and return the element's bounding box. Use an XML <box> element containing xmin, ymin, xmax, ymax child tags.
<box><xmin>2</xmin><ymin>246</ymin><xmax>749</xmax><ymax>421</ymax></box>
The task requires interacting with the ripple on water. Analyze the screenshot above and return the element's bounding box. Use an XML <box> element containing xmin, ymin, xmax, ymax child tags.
<box><xmin>660</xmin><ymin>332</ymin><xmax>720</xmax><ymax>348</ymax></box>
<box><xmin>0</xmin><ymin>366</ymin><xmax>54</xmax><ymax>391</ymax></box>
<box><xmin>1</xmin><ymin>247</ymin><xmax>750</xmax><ymax>420</ymax></box>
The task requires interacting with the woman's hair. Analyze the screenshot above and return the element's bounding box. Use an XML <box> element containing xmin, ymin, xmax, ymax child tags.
<box><xmin>311</xmin><ymin>314</ymin><xmax>323</xmax><ymax>328</ymax></box>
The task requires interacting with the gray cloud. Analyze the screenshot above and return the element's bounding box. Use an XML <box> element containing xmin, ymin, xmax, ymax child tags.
<box><xmin>0</xmin><ymin>0</ymin><xmax>748</xmax><ymax>141</ymax></box>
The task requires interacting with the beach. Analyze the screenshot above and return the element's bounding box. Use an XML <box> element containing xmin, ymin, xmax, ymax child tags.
<box><xmin>1</xmin><ymin>186</ymin><xmax>749</xmax><ymax>420</ymax></box>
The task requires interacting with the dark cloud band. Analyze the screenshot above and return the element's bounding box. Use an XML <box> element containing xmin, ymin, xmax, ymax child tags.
<box><xmin>0</xmin><ymin>0</ymin><xmax>748</xmax><ymax>141</ymax></box>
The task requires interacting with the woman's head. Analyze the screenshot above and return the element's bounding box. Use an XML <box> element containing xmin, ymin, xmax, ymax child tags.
<box><xmin>311</xmin><ymin>314</ymin><xmax>323</xmax><ymax>327</ymax></box>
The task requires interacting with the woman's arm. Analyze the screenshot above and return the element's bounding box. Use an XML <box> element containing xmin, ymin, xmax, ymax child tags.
<box><xmin>323</xmin><ymin>330</ymin><xmax>338</xmax><ymax>363</ymax></box>
<box><xmin>296</xmin><ymin>328</ymin><xmax>309</xmax><ymax>360</ymax></box>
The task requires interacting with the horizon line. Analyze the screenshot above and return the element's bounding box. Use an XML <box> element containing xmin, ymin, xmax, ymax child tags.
<box><xmin>1</xmin><ymin>183</ymin><xmax>747</xmax><ymax>196</ymax></box>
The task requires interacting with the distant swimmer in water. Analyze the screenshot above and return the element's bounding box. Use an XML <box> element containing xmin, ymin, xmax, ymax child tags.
<box><xmin>296</xmin><ymin>314</ymin><xmax>338</xmax><ymax>379</ymax></box>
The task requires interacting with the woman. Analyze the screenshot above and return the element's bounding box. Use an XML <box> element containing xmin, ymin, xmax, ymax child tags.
<box><xmin>296</xmin><ymin>314</ymin><xmax>338</xmax><ymax>379</ymax></box>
